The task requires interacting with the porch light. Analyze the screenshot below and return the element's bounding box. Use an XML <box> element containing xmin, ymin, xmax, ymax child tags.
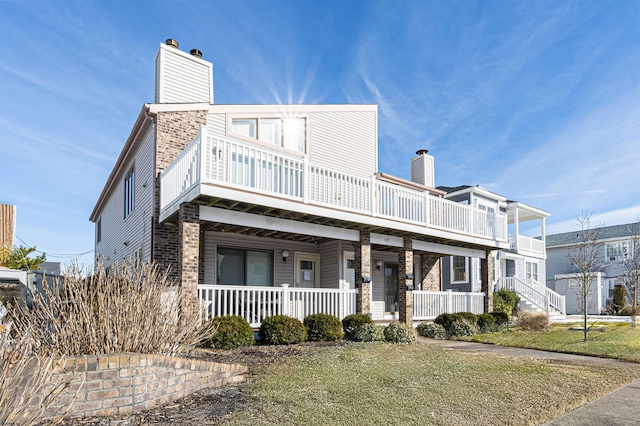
<box><xmin>362</xmin><ymin>276</ymin><xmax>372</xmax><ymax>283</ymax></box>
<box><xmin>376</xmin><ymin>260</ymin><xmax>383</xmax><ymax>270</ymax></box>
<box><xmin>282</xmin><ymin>250</ymin><xmax>289</xmax><ymax>263</ymax></box>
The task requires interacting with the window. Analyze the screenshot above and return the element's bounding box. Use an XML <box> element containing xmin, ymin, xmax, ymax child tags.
<box><xmin>526</xmin><ymin>261</ymin><xmax>538</xmax><ymax>282</ymax></box>
<box><xmin>452</xmin><ymin>256</ymin><xmax>468</xmax><ymax>283</ymax></box>
<box><xmin>124</xmin><ymin>167</ymin><xmax>135</xmax><ymax>218</ymax></box>
<box><xmin>231</xmin><ymin>117</ymin><xmax>306</xmax><ymax>153</ymax></box>
<box><xmin>134</xmin><ymin>247</ymin><xmax>142</xmax><ymax>270</ymax></box>
<box><xmin>96</xmin><ymin>218</ymin><xmax>102</xmax><ymax>244</ymax></box>
<box><xmin>606</xmin><ymin>241</ymin><xmax>631</xmax><ymax>262</ymax></box>
<box><xmin>217</xmin><ymin>248</ymin><xmax>273</xmax><ymax>286</ymax></box>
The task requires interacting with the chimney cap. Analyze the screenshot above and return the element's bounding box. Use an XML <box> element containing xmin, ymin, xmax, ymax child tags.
<box><xmin>190</xmin><ymin>49</ymin><xmax>202</xmax><ymax>58</ymax></box>
<box><xmin>165</xmin><ymin>39</ymin><xmax>179</xmax><ymax>49</ymax></box>
<box><xmin>416</xmin><ymin>149</ymin><xmax>429</xmax><ymax>155</ymax></box>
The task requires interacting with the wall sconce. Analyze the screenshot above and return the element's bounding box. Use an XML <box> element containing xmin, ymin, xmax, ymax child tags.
<box><xmin>123</xmin><ymin>240</ymin><xmax>130</xmax><ymax>247</ymax></box>
<box><xmin>406</xmin><ymin>273</ymin><xmax>414</xmax><ymax>281</ymax></box>
<box><xmin>282</xmin><ymin>250</ymin><xmax>289</xmax><ymax>263</ymax></box>
<box><xmin>376</xmin><ymin>260</ymin><xmax>383</xmax><ymax>270</ymax></box>
<box><xmin>362</xmin><ymin>276</ymin><xmax>372</xmax><ymax>283</ymax></box>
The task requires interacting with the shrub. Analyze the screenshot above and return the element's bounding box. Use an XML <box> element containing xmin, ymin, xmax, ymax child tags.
<box><xmin>448</xmin><ymin>319</ymin><xmax>479</xmax><ymax>337</ymax></box>
<box><xmin>434</xmin><ymin>313</ymin><xmax>454</xmax><ymax>330</ymax></box>
<box><xmin>383</xmin><ymin>321</ymin><xmax>417</xmax><ymax>344</ymax></box>
<box><xmin>489</xmin><ymin>311</ymin><xmax>509</xmax><ymax>326</ymax></box>
<box><xmin>476</xmin><ymin>313</ymin><xmax>497</xmax><ymax>333</ymax></box>
<box><xmin>259</xmin><ymin>315</ymin><xmax>307</xmax><ymax>345</ymax></box>
<box><xmin>516</xmin><ymin>312</ymin><xmax>551</xmax><ymax>331</ymax></box>
<box><xmin>619</xmin><ymin>307</ymin><xmax>634</xmax><ymax>316</ymax></box>
<box><xmin>7</xmin><ymin>261</ymin><xmax>214</xmax><ymax>356</ymax></box>
<box><xmin>304</xmin><ymin>313</ymin><xmax>343</xmax><ymax>341</ymax></box>
<box><xmin>206</xmin><ymin>315</ymin><xmax>254</xmax><ymax>350</ymax></box>
<box><xmin>452</xmin><ymin>312</ymin><xmax>478</xmax><ymax>325</ymax></box>
<box><xmin>351</xmin><ymin>323</ymin><xmax>386</xmax><ymax>342</ymax></box>
<box><xmin>342</xmin><ymin>314</ymin><xmax>374</xmax><ymax>340</ymax></box>
<box><xmin>416</xmin><ymin>322</ymin><xmax>447</xmax><ymax>339</ymax></box>
<box><xmin>493</xmin><ymin>289</ymin><xmax>520</xmax><ymax>318</ymax></box>
<box><xmin>613</xmin><ymin>285</ymin><xmax>627</xmax><ymax>313</ymax></box>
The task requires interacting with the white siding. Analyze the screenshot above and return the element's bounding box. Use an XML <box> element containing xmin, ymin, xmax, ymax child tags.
<box><xmin>155</xmin><ymin>45</ymin><xmax>213</xmax><ymax>104</ymax></box>
<box><xmin>206</xmin><ymin>113</ymin><xmax>226</xmax><ymax>137</ymax></box>
<box><xmin>309</xmin><ymin>110</ymin><xmax>377</xmax><ymax>177</ymax></box>
<box><xmin>95</xmin><ymin>125</ymin><xmax>155</xmax><ymax>268</ymax></box>
<box><xmin>319</xmin><ymin>240</ymin><xmax>341</xmax><ymax>289</ymax></box>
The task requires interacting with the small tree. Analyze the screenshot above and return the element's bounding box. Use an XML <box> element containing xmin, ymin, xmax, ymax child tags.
<box><xmin>567</xmin><ymin>213</ymin><xmax>606</xmax><ymax>341</ymax></box>
<box><xmin>0</xmin><ymin>246</ymin><xmax>46</xmax><ymax>271</ymax></box>
<box><xmin>620</xmin><ymin>219</ymin><xmax>640</xmax><ymax>326</ymax></box>
<box><xmin>612</xmin><ymin>285</ymin><xmax>627</xmax><ymax>314</ymax></box>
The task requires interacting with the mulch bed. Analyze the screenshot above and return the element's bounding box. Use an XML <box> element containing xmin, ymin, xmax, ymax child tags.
<box><xmin>57</xmin><ymin>342</ymin><xmax>345</xmax><ymax>425</ymax></box>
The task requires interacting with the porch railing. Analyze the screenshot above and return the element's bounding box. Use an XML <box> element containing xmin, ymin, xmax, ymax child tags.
<box><xmin>198</xmin><ymin>284</ymin><xmax>358</xmax><ymax>328</ymax></box>
<box><xmin>496</xmin><ymin>277</ymin><xmax>565</xmax><ymax>315</ymax></box>
<box><xmin>160</xmin><ymin>126</ymin><xmax>508</xmax><ymax>243</ymax></box>
<box><xmin>509</xmin><ymin>235</ymin><xmax>545</xmax><ymax>254</ymax></box>
<box><xmin>413</xmin><ymin>290</ymin><xmax>485</xmax><ymax>320</ymax></box>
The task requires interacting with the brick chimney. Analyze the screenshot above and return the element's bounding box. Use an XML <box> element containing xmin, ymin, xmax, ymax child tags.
<box><xmin>410</xmin><ymin>149</ymin><xmax>435</xmax><ymax>188</ymax></box>
<box><xmin>154</xmin><ymin>39</ymin><xmax>214</xmax><ymax>104</ymax></box>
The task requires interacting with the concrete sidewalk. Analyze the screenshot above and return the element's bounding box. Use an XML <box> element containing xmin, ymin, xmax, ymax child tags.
<box><xmin>418</xmin><ymin>337</ymin><xmax>640</xmax><ymax>425</ymax></box>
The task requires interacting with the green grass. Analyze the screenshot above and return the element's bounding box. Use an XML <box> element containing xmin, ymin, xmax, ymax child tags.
<box><xmin>225</xmin><ymin>343</ymin><xmax>639</xmax><ymax>425</ymax></box>
<box><xmin>469</xmin><ymin>322</ymin><xmax>640</xmax><ymax>362</ymax></box>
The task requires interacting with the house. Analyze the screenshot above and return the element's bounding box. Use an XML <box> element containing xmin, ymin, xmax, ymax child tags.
<box><xmin>90</xmin><ymin>39</ymin><xmax>526</xmax><ymax>327</ymax></box>
<box><xmin>436</xmin><ymin>186</ymin><xmax>565</xmax><ymax>315</ymax></box>
<box><xmin>546</xmin><ymin>222</ymin><xmax>640</xmax><ymax>315</ymax></box>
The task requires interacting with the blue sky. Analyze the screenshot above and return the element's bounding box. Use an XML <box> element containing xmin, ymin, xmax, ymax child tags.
<box><xmin>1</xmin><ymin>0</ymin><xmax>639</xmax><ymax>269</ymax></box>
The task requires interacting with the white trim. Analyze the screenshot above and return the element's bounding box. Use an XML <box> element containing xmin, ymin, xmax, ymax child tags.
<box><xmin>370</xmin><ymin>233</ymin><xmax>403</xmax><ymax>247</ymax></box>
<box><xmin>411</xmin><ymin>240</ymin><xmax>487</xmax><ymax>259</ymax></box>
<box><xmin>450</xmin><ymin>255</ymin><xmax>469</xmax><ymax>284</ymax></box>
<box><xmin>147</xmin><ymin>103</ymin><xmax>378</xmax><ymax>115</ymax></box>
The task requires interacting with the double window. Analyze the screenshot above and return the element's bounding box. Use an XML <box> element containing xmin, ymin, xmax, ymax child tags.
<box><xmin>231</xmin><ymin>117</ymin><xmax>306</xmax><ymax>153</ymax></box>
<box><xmin>452</xmin><ymin>256</ymin><xmax>468</xmax><ymax>283</ymax></box>
<box><xmin>606</xmin><ymin>241</ymin><xmax>632</xmax><ymax>262</ymax></box>
<box><xmin>124</xmin><ymin>167</ymin><xmax>135</xmax><ymax>218</ymax></box>
<box><xmin>525</xmin><ymin>261</ymin><xmax>538</xmax><ymax>282</ymax></box>
<box><xmin>217</xmin><ymin>248</ymin><xmax>273</xmax><ymax>286</ymax></box>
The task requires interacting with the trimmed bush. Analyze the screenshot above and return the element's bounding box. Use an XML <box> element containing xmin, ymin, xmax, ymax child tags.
<box><xmin>342</xmin><ymin>313</ymin><xmax>374</xmax><ymax>340</ymax></box>
<box><xmin>493</xmin><ymin>289</ymin><xmax>520</xmax><ymax>318</ymax></box>
<box><xmin>416</xmin><ymin>322</ymin><xmax>447</xmax><ymax>339</ymax></box>
<box><xmin>476</xmin><ymin>313</ymin><xmax>497</xmax><ymax>333</ymax></box>
<box><xmin>384</xmin><ymin>321</ymin><xmax>417</xmax><ymax>344</ymax></box>
<box><xmin>352</xmin><ymin>323</ymin><xmax>386</xmax><ymax>342</ymax></box>
<box><xmin>304</xmin><ymin>313</ymin><xmax>344</xmax><ymax>341</ymax></box>
<box><xmin>434</xmin><ymin>313</ymin><xmax>454</xmax><ymax>330</ymax></box>
<box><xmin>452</xmin><ymin>312</ymin><xmax>478</xmax><ymax>325</ymax></box>
<box><xmin>259</xmin><ymin>315</ymin><xmax>307</xmax><ymax>345</ymax></box>
<box><xmin>516</xmin><ymin>312</ymin><xmax>551</xmax><ymax>331</ymax></box>
<box><xmin>448</xmin><ymin>319</ymin><xmax>479</xmax><ymax>337</ymax></box>
<box><xmin>619</xmin><ymin>307</ymin><xmax>634</xmax><ymax>316</ymax></box>
<box><xmin>206</xmin><ymin>315</ymin><xmax>254</xmax><ymax>350</ymax></box>
<box><xmin>489</xmin><ymin>311</ymin><xmax>509</xmax><ymax>326</ymax></box>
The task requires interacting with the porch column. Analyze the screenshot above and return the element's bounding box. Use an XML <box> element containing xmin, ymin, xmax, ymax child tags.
<box><xmin>421</xmin><ymin>254</ymin><xmax>441</xmax><ymax>291</ymax></box>
<box><xmin>178</xmin><ymin>202</ymin><xmax>200</xmax><ymax>302</ymax></box>
<box><xmin>480</xmin><ymin>249</ymin><xmax>494</xmax><ymax>313</ymax></box>
<box><xmin>355</xmin><ymin>230</ymin><xmax>372</xmax><ymax>316</ymax></box>
<box><xmin>398</xmin><ymin>236</ymin><xmax>413</xmax><ymax>325</ymax></box>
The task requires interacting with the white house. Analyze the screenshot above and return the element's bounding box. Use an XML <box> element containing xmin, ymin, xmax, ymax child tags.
<box><xmin>90</xmin><ymin>39</ymin><xmax>526</xmax><ymax>327</ymax></box>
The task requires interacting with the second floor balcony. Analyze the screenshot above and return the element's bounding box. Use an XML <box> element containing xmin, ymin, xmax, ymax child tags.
<box><xmin>159</xmin><ymin>126</ymin><xmax>509</xmax><ymax>248</ymax></box>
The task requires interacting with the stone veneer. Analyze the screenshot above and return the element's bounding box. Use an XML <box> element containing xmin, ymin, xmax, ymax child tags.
<box><xmin>179</xmin><ymin>203</ymin><xmax>200</xmax><ymax>301</ymax></box>
<box><xmin>398</xmin><ymin>237</ymin><xmax>414</xmax><ymax>325</ymax></box>
<box><xmin>355</xmin><ymin>230</ymin><xmax>372</xmax><ymax>315</ymax></box>
<box><xmin>421</xmin><ymin>254</ymin><xmax>442</xmax><ymax>291</ymax></box>
<box><xmin>42</xmin><ymin>353</ymin><xmax>247</xmax><ymax>420</ymax></box>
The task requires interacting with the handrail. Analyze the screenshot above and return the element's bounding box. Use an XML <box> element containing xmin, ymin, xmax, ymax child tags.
<box><xmin>162</xmin><ymin>126</ymin><xmax>509</xmax><ymax>243</ymax></box>
<box><xmin>496</xmin><ymin>277</ymin><xmax>565</xmax><ymax>315</ymax></box>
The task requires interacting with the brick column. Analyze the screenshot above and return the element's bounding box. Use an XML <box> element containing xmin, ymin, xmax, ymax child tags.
<box><xmin>398</xmin><ymin>237</ymin><xmax>413</xmax><ymax>325</ymax></box>
<box><xmin>480</xmin><ymin>250</ymin><xmax>494</xmax><ymax>313</ymax></box>
<box><xmin>355</xmin><ymin>230</ymin><xmax>372</xmax><ymax>316</ymax></box>
<box><xmin>421</xmin><ymin>254</ymin><xmax>441</xmax><ymax>291</ymax></box>
<box><xmin>178</xmin><ymin>203</ymin><xmax>200</xmax><ymax>302</ymax></box>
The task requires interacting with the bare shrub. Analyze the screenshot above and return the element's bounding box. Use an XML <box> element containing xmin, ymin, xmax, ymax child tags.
<box><xmin>516</xmin><ymin>312</ymin><xmax>551</xmax><ymax>331</ymax></box>
<box><xmin>0</xmin><ymin>326</ymin><xmax>71</xmax><ymax>425</ymax></box>
<box><xmin>8</xmin><ymin>261</ymin><xmax>214</xmax><ymax>356</ymax></box>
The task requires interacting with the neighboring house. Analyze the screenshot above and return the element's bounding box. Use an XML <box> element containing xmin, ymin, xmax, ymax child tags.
<box><xmin>90</xmin><ymin>39</ymin><xmax>530</xmax><ymax>327</ymax></box>
<box><xmin>0</xmin><ymin>265</ymin><xmax>64</xmax><ymax>308</ymax></box>
<box><xmin>546</xmin><ymin>222</ymin><xmax>639</xmax><ymax>315</ymax></box>
<box><xmin>436</xmin><ymin>186</ymin><xmax>564</xmax><ymax>315</ymax></box>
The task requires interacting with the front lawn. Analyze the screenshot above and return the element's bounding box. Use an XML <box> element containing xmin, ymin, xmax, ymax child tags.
<box><xmin>225</xmin><ymin>343</ymin><xmax>638</xmax><ymax>425</ymax></box>
<box><xmin>469</xmin><ymin>322</ymin><xmax>640</xmax><ymax>362</ymax></box>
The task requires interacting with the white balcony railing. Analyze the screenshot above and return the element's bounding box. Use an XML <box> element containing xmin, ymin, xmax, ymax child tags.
<box><xmin>199</xmin><ymin>284</ymin><xmax>358</xmax><ymax>328</ymax></box>
<box><xmin>509</xmin><ymin>235</ymin><xmax>545</xmax><ymax>254</ymax></box>
<box><xmin>413</xmin><ymin>290</ymin><xmax>485</xmax><ymax>320</ymax></box>
<box><xmin>161</xmin><ymin>126</ymin><xmax>508</xmax><ymax>243</ymax></box>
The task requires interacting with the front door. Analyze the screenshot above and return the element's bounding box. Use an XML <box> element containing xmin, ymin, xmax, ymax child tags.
<box><xmin>342</xmin><ymin>251</ymin><xmax>355</xmax><ymax>289</ymax></box>
<box><xmin>295</xmin><ymin>252</ymin><xmax>320</xmax><ymax>288</ymax></box>
<box><xmin>384</xmin><ymin>263</ymin><xmax>398</xmax><ymax>313</ymax></box>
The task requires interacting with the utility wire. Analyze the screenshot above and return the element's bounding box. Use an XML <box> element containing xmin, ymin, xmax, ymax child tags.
<box><xmin>14</xmin><ymin>235</ymin><xmax>94</xmax><ymax>258</ymax></box>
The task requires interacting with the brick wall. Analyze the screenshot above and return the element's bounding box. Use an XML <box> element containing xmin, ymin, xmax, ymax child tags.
<box><xmin>421</xmin><ymin>254</ymin><xmax>442</xmax><ymax>291</ymax></box>
<box><xmin>43</xmin><ymin>353</ymin><xmax>247</xmax><ymax>419</ymax></box>
<box><xmin>152</xmin><ymin>110</ymin><xmax>207</xmax><ymax>283</ymax></box>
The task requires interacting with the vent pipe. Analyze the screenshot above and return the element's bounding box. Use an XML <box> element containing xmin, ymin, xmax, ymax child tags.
<box><xmin>190</xmin><ymin>49</ymin><xmax>202</xmax><ymax>58</ymax></box>
<box><xmin>165</xmin><ymin>38</ymin><xmax>179</xmax><ymax>49</ymax></box>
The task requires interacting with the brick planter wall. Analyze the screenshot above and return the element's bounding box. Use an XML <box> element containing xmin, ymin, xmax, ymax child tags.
<box><xmin>44</xmin><ymin>353</ymin><xmax>247</xmax><ymax>419</ymax></box>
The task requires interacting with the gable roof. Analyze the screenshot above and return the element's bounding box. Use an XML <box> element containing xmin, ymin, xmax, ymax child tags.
<box><xmin>546</xmin><ymin>222</ymin><xmax>640</xmax><ymax>247</ymax></box>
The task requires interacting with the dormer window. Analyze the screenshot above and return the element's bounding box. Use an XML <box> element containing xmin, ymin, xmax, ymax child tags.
<box><xmin>231</xmin><ymin>117</ymin><xmax>306</xmax><ymax>153</ymax></box>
